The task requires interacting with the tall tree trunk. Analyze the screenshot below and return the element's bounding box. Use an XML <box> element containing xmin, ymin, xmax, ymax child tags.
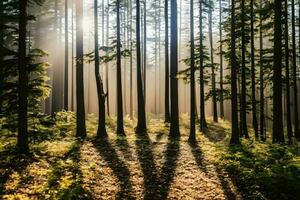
<box><xmin>64</xmin><ymin>0</ymin><xmax>69</xmax><ymax>110</ymax></box>
<box><xmin>292</xmin><ymin>0</ymin><xmax>300</xmax><ymax>139</ymax></box>
<box><xmin>106</xmin><ymin>0</ymin><xmax>110</xmax><ymax>116</ymax></box>
<box><xmin>143</xmin><ymin>2</ymin><xmax>147</xmax><ymax>105</ymax></box>
<box><xmin>284</xmin><ymin>0</ymin><xmax>293</xmax><ymax>142</ymax></box>
<box><xmin>71</xmin><ymin>0</ymin><xmax>74</xmax><ymax>111</ymax></box>
<box><xmin>219</xmin><ymin>0</ymin><xmax>224</xmax><ymax>119</ymax></box>
<box><xmin>18</xmin><ymin>0</ymin><xmax>29</xmax><ymax>152</ymax></box>
<box><xmin>208</xmin><ymin>3</ymin><xmax>218</xmax><ymax>123</ymax></box>
<box><xmin>250</xmin><ymin>0</ymin><xmax>258</xmax><ymax>138</ymax></box>
<box><xmin>0</xmin><ymin>0</ymin><xmax>3</xmax><ymax>115</ymax></box>
<box><xmin>199</xmin><ymin>0</ymin><xmax>207</xmax><ymax>131</ymax></box>
<box><xmin>129</xmin><ymin>0</ymin><xmax>133</xmax><ymax>120</ymax></box>
<box><xmin>116</xmin><ymin>0</ymin><xmax>125</xmax><ymax>136</ymax></box>
<box><xmin>229</xmin><ymin>0</ymin><xmax>240</xmax><ymax>145</ymax></box>
<box><xmin>136</xmin><ymin>0</ymin><xmax>147</xmax><ymax>133</ymax></box>
<box><xmin>164</xmin><ymin>0</ymin><xmax>170</xmax><ymax>122</ymax></box>
<box><xmin>240</xmin><ymin>0</ymin><xmax>249</xmax><ymax>138</ymax></box>
<box><xmin>189</xmin><ymin>0</ymin><xmax>196</xmax><ymax>143</ymax></box>
<box><xmin>273</xmin><ymin>0</ymin><xmax>284</xmax><ymax>143</ymax></box>
<box><xmin>170</xmin><ymin>0</ymin><xmax>180</xmax><ymax>136</ymax></box>
<box><xmin>75</xmin><ymin>0</ymin><xmax>86</xmax><ymax>138</ymax></box>
<box><xmin>259</xmin><ymin>0</ymin><xmax>265</xmax><ymax>141</ymax></box>
<box><xmin>95</xmin><ymin>0</ymin><xmax>107</xmax><ymax>137</ymax></box>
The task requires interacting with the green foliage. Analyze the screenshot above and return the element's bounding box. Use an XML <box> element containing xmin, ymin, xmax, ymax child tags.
<box><xmin>216</xmin><ymin>140</ymin><xmax>300</xmax><ymax>200</ymax></box>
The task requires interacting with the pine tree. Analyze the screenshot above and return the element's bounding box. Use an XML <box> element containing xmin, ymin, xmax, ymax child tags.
<box><xmin>136</xmin><ymin>0</ymin><xmax>147</xmax><ymax>134</ymax></box>
<box><xmin>272</xmin><ymin>0</ymin><xmax>284</xmax><ymax>143</ymax></box>
<box><xmin>229</xmin><ymin>0</ymin><xmax>240</xmax><ymax>145</ymax></box>
<box><xmin>75</xmin><ymin>0</ymin><xmax>86</xmax><ymax>138</ymax></box>
<box><xmin>170</xmin><ymin>0</ymin><xmax>180</xmax><ymax>137</ymax></box>
<box><xmin>165</xmin><ymin>0</ymin><xmax>170</xmax><ymax>123</ymax></box>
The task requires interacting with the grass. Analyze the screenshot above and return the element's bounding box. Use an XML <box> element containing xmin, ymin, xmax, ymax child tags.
<box><xmin>0</xmin><ymin>112</ymin><xmax>300</xmax><ymax>199</ymax></box>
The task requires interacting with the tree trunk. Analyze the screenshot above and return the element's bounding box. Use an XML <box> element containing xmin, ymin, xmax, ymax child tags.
<box><xmin>136</xmin><ymin>0</ymin><xmax>147</xmax><ymax>134</ymax></box>
<box><xmin>75</xmin><ymin>0</ymin><xmax>86</xmax><ymax>138</ymax></box>
<box><xmin>106</xmin><ymin>0</ymin><xmax>110</xmax><ymax>116</ymax></box>
<box><xmin>129</xmin><ymin>0</ymin><xmax>133</xmax><ymax>120</ymax></box>
<box><xmin>284</xmin><ymin>0</ymin><xmax>293</xmax><ymax>142</ymax></box>
<box><xmin>143</xmin><ymin>2</ymin><xmax>147</xmax><ymax>105</ymax></box>
<box><xmin>17</xmin><ymin>0</ymin><xmax>29</xmax><ymax>152</ymax></box>
<box><xmin>94</xmin><ymin>0</ymin><xmax>107</xmax><ymax>137</ymax></box>
<box><xmin>0</xmin><ymin>0</ymin><xmax>3</xmax><ymax>115</ymax></box>
<box><xmin>170</xmin><ymin>0</ymin><xmax>180</xmax><ymax>136</ymax></box>
<box><xmin>229</xmin><ymin>0</ymin><xmax>240</xmax><ymax>145</ymax></box>
<box><xmin>164</xmin><ymin>0</ymin><xmax>170</xmax><ymax>122</ymax></box>
<box><xmin>291</xmin><ymin>0</ymin><xmax>300</xmax><ymax>139</ymax></box>
<box><xmin>199</xmin><ymin>0</ymin><xmax>207</xmax><ymax>131</ymax></box>
<box><xmin>272</xmin><ymin>0</ymin><xmax>284</xmax><ymax>143</ymax></box>
<box><xmin>209</xmin><ymin>3</ymin><xmax>218</xmax><ymax>123</ymax></box>
<box><xmin>189</xmin><ymin>0</ymin><xmax>196</xmax><ymax>143</ymax></box>
<box><xmin>250</xmin><ymin>0</ymin><xmax>258</xmax><ymax>138</ymax></box>
<box><xmin>64</xmin><ymin>0</ymin><xmax>69</xmax><ymax>111</ymax></box>
<box><xmin>240</xmin><ymin>0</ymin><xmax>249</xmax><ymax>138</ymax></box>
<box><xmin>219</xmin><ymin>0</ymin><xmax>224</xmax><ymax>119</ymax></box>
<box><xmin>259</xmin><ymin>0</ymin><xmax>265</xmax><ymax>141</ymax></box>
<box><xmin>116</xmin><ymin>0</ymin><xmax>125</xmax><ymax>136</ymax></box>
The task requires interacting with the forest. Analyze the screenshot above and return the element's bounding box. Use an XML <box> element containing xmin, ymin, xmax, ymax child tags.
<box><xmin>0</xmin><ymin>0</ymin><xmax>300</xmax><ymax>199</ymax></box>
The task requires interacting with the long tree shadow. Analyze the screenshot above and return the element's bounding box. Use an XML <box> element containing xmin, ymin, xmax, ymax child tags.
<box><xmin>116</xmin><ymin>135</ymin><xmax>133</xmax><ymax>160</ymax></box>
<box><xmin>189</xmin><ymin>140</ymin><xmax>240</xmax><ymax>199</ymax></box>
<box><xmin>0</xmin><ymin>147</ymin><xmax>37</xmax><ymax>196</ymax></box>
<box><xmin>44</xmin><ymin>139</ymin><xmax>92</xmax><ymax>199</ymax></box>
<box><xmin>188</xmin><ymin>141</ymin><xmax>209</xmax><ymax>173</ymax></box>
<box><xmin>135</xmin><ymin>133</ymin><xmax>159</xmax><ymax>199</ymax></box>
<box><xmin>92</xmin><ymin>137</ymin><xmax>134</xmax><ymax>200</ymax></box>
<box><xmin>158</xmin><ymin>136</ymin><xmax>180</xmax><ymax>199</ymax></box>
<box><xmin>136</xmin><ymin>132</ymin><xmax>180</xmax><ymax>200</ymax></box>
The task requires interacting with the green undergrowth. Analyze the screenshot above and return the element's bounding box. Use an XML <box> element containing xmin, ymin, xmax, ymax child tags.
<box><xmin>0</xmin><ymin>112</ymin><xmax>300</xmax><ymax>199</ymax></box>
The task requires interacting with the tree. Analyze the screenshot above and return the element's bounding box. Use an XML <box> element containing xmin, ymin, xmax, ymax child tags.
<box><xmin>116</xmin><ymin>0</ymin><xmax>125</xmax><ymax>136</ymax></box>
<box><xmin>229</xmin><ymin>0</ymin><xmax>240</xmax><ymax>145</ymax></box>
<box><xmin>199</xmin><ymin>0</ymin><xmax>207</xmax><ymax>131</ymax></box>
<box><xmin>136</xmin><ymin>0</ymin><xmax>147</xmax><ymax>134</ymax></box>
<box><xmin>75</xmin><ymin>0</ymin><xmax>86</xmax><ymax>138</ymax></box>
<box><xmin>272</xmin><ymin>0</ymin><xmax>284</xmax><ymax>143</ymax></box>
<box><xmin>219</xmin><ymin>0</ymin><xmax>224</xmax><ymax>119</ymax></box>
<box><xmin>259</xmin><ymin>0</ymin><xmax>265</xmax><ymax>141</ymax></box>
<box><xmin>208</xmin><ymin>1</ymin><xmax>218</xmax><ymax>123</ymax></box>
<box><xmin>64</xmin><ymin>0</ymin><xmax>69</xmax><ymax>110</ymax></box>
<box><xmin>170</xmin><ymin>0</ymin><xmax>180</xmax><ymax>137</ymax></box>
<box><xmin>0</xmin><ymin>0</ymin><xmax>3</xmax><ymax>115</ymax></box>
<box><xmin>94</xmin><ymin>0</ymin><xmax>107</xmax><ymax>137</ymax></box>
<box><xmin>17</xmin><ymin>0</ymin><xmax>29</xmax><ymax>152</ymax></box>
<box><xmin>189</xmin><ymin>0</ymin><xmax>195</xmax><ymax>143</ymax></box>
<box><xmin>165</xmin><ymin>0</ymin><xmax>170</xmax><ymax>123</ymax></box>
<box><xmin>250</xmin><ymin>0</ymin><xmax>258</xmax><ymax>138</ymax></box>
<box><xmin>291</xmin><ymin>0</ymin><xmax>299</xmax><ymax>140</ymax></box>
<box><xmin>240</xmin><ymin>0</ymin><xmax>249</xmax><ymax>138</ymax></box>
<box><xmin>284</xmin><ymin>0</ymin><xmax>293</xmax><ymax>142</ymax></box>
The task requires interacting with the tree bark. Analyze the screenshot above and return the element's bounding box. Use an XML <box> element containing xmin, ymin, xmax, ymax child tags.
<box><xmin>272</xmin><ymin>0</ymin><xmax>284</xmax><ymax>143</ymax></box>
<box><xmin>75</xmin><ymin>0</ymin><xmax>86</xmax><ymax>138</ymax></box>
<box><xmin>164</xmin><ymin>0</ymin><xmax>170</xmax><ymax>122</ymax></box>
<box><xmin>229</xmin><ymin>0</ymin><xmax>240</xmax><ymax>145</ymax></box>
<box><xmin>189</xmin><ymin>0</ymin><xmax>196</xmax><ymax>142</ymax></box>
<box><xmin>240</xmin><ymin>0</ymin><xmax>249</xmax><ymax>138</ymax></box>
<box><xmin>170</xmin><ymin>0</ymin><xmax>180</xmax><ymax>136</ymax></box>
<box><xmin>18</xmin><ymin>0</ymin><xmax>29</xmax><ymax>152</ymax></box>
<box><xmin>284</xmin><ymin>0</ymin><xmax>293</xmax><ymax>142</ymax></box>
<box><xmin>116</xmin><ymin>0</ymin><xmax>125</xmax><ymax>136</ymax></box>
<box><xmin>250</xmin><ymin>0</ymin><xmax>258</xmax><ymax>138</ymax></box>
<box><xmin>199</xmin><ymin>0</ymin><xmax>207</xmax><ymax>131</ymax></box>
<box><xmin>64</xmin><ymin>0</ymin><xmax>69</xmax><ymax>111</ymax></box>
<box><xmin>135</xmin><ymin>0</ymin><xmax>147</xmax><ymax>134</ymax></box>
<box><xmin>291</xmin><ymin>0</ymin><xmax>300</xmax><ymax>139</ymax></box>
<box><xmin>219</xmin><ymin>0</ymin><xmax>224</xmax><ymax>119</ymax></box>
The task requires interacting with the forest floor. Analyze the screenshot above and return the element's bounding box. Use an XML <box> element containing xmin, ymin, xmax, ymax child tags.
<box><xmin>1</xmin><ymin>113</ymin><xmax>300</xmax><ymax>200</ymax></box>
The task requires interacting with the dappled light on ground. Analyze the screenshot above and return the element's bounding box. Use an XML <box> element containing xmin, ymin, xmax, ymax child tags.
<box><xmin>0</xmin><ymin>116</ymin><xmax>242</xmax><ymax>200</ymax></box>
